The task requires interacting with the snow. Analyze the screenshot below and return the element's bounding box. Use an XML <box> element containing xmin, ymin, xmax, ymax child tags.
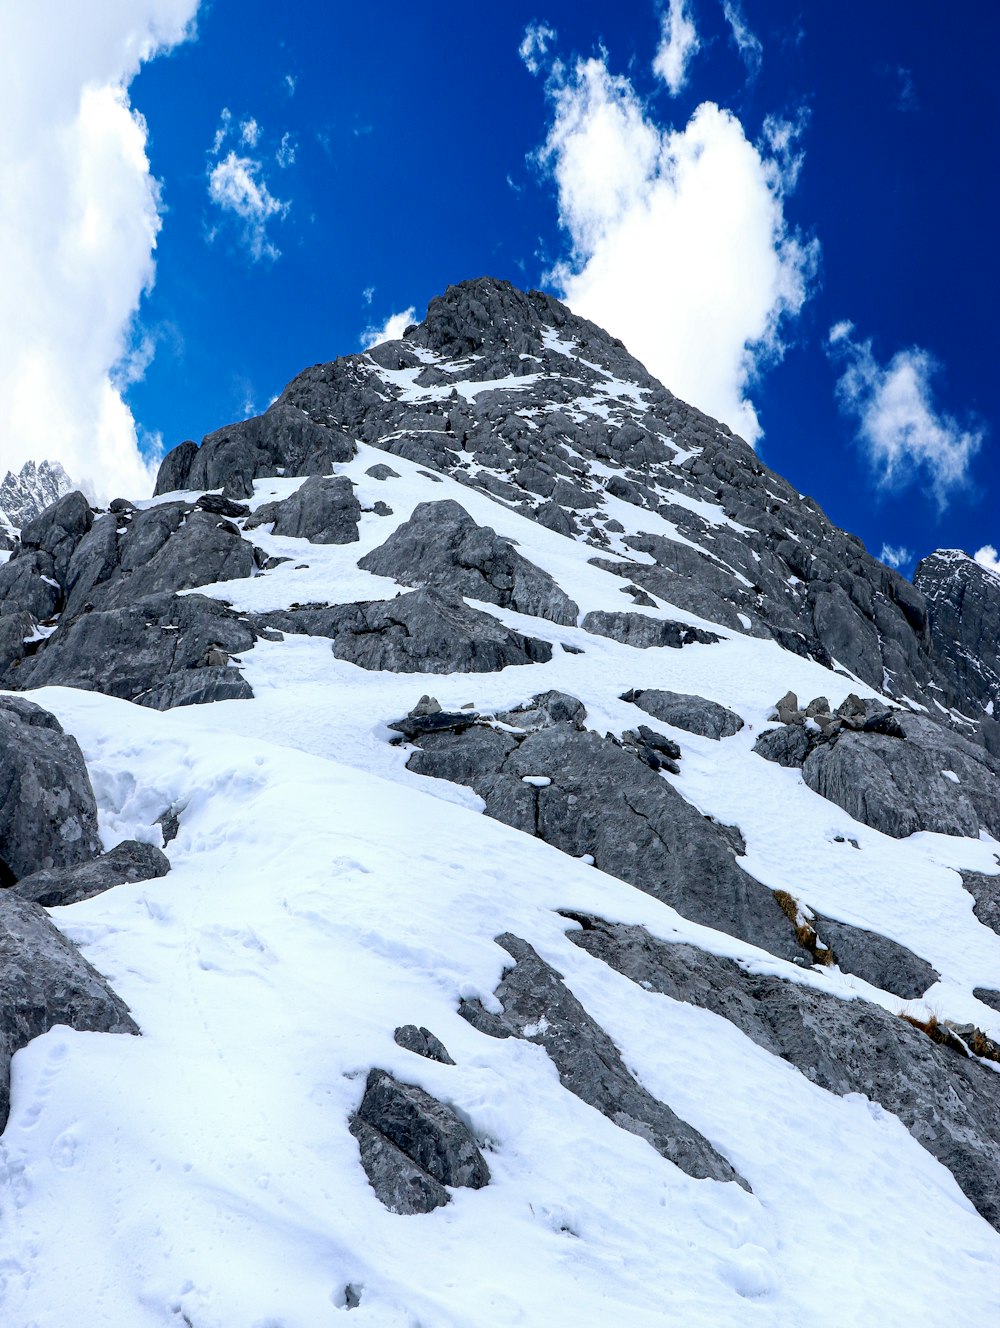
<box><xmin>2</xmin><ymin>438</ymin><xmax>999</xmax><ymax>1325</ymax></box>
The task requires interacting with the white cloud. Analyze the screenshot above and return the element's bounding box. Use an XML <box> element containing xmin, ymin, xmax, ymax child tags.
<box><xmin>879</xmin><ymin>543</ymin><xmax>912</xmax><ymax>569</ymax></box>
<box><xmin>974</xmin><ymin>545</ymin><xmax>1000</xmax><ymax>576</ymax></box>
<box><xmin>722</xmin><ymin>0</ymin><xmax>763</xmax><ymax>78</ymax></box>
<box><xmin>519</xmin><ymin>22</ymin><xmax>556</xmax><ymax>76</ymax></box>
<box><xmin>653</xmin><ymin>0</ymin><xmax>700</xmax><ymax>96</ymax></box>
<box><xmin>360</xmin><ymin>308</ymin><xmax>417</xmax><ymax>350</ymax></box>
<box><xmin>208</xmin><ymin>148</ymin><xmax>289</xmax><ymax>261</ymax></box>
<box><xmin>362</xmin><ymin>286</ymin><xmax>375</xmax><ymax>306</ymax></box>
<box><xmin>284</xmin><ymin>72</ymin><xmax>297</xmax><ymax>97</ymax></box>
<box><xmin>240</xmin><ymin>116</ymin><xmax>260</xmax><ymax>147</ymax></box>
<box><xmin>828</xmin><ymin>323</ymin><xmax>983</xmax><ymax>508</ymax></box>
<box><xmin>536</xmin><ymin>55</ymin><xmax>817</xmax><ymax>443</ymax></box>
<box><xmin>0</xmin><ymin>0</ymin><xmax>199</xmax><ymax>503</ymax></box>
<box><xmin>276</xmin><ymin>131</ymin><xmax>296</xmax><ymax>169</ymax></box>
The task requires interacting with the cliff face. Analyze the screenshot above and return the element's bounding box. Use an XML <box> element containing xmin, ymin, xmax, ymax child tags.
<box><xmin>0</xmin><ymin>278</ymin><xmax>997</xmax><ymax>1326</ymax></box>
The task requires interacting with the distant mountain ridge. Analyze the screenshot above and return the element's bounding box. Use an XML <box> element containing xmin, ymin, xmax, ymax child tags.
<box><xmin>0</xmin><ymin>459</ymin><xmax>73</xmax><ymax>532</ymax></box>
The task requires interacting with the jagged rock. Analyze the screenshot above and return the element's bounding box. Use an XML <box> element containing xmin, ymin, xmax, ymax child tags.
<box><xmin>0</xmin><ymin>697</ymin><xmax>101</xmax><ymax>884</ymax></box>
<box><xmin>358</xmin><ymin>499</ymin><xmax>579</xmax><ymax>625</ymax></box>
<box><xmin>567</xmin><ymin>915</ymin><xmax>1000</xmax><ymax>1231</ymax></box>
<box><xmin>459</xmin><ymin>933</ymin><xmax>747</xmax><ymax>1188</ymax></box>
<box><xmin>915</xmin><ymin>550</ymin><xmax>1000</xmax><ymax>719</ymax></box>
<box><xmin>581</xmin><ymin>610</ymin><xmax>718</xmax><ymax>649</ymax></box>
<box><xmin>0</xmin><ymin>550</ymin><xmax>61</xmax><ymax>620</ymax></box>
<box><xmin>0</xmin><ymin>610</ymin><xmax>35</xmax><ymax>672</ymax></box>
<box><xmin>154</xmin><ymin>402</ymin><xmax>355</xmax><ymax>498</ymax></box>
<box><xmin>771</xmin><ymin>690</ymin><xmax>802</xmax><ymax>725</ymax></box>
<box><xmin>802</xmin><ymin>713</ymin><xmax>1000</xmax><ymax>839</ymax></box>
<box><xmin>0</xmin><ymin>892</ymin><xmax>138</xmax><ymax>1127</ymax></box>
<box><xmin>14</xmin><ymin>839</ymin><xmax>171</xmax><ymax>908</ymax></box>
<box><xmin>18</xmin><ymin>489</ymin><xmax>94</xmax><ymax>586</ymax></box>
<box><xmin>327</xmin><ymin>589</ymin><xmax>553</xmax><ymax>674</ymax></box>
<box><xmin>975</xmin><ymin>988</ymin><xmax>1000</xmax><ymax>1013</ymax></box>
<box><xmin>245</xmin><ymin>475</ymin><xmax>361</xmax><ymax>545</ymax></box>
<box><xmin>393</xmin><ymin>1025</ymin><xmax>456</xmax><ymax>1065</ymax></box>
<box><xmin>195</xmin><ymin>493</ymin><xmax>250</xmax><ymax>518</ymax></box>
<box><xmin>405</xmin><ymin>713</ymin><xmax>805</xmax><ymax>962</ymax></box>
<box><xmin>350</xmin><ymin>1068</ymin><xmax>489</xmax><ymax>1213</ymax></box>
<box><xmin>495</xmin><ymin>690</ymin><xmax>587</xmax><ymax>731</ymax></box>
<box><xmin>622</xmin><ymin>688</ymin><xmax>743</xmax><ymax>739</ymax></box>
<box><xmin>961</xmin><ymin>870</ymin><xmax>1000</xmax><ymax>936</ymax></box>
<box><xmin>0</xmin><ymin>460</ymin><xmax>74</xmax><ymax>530</ymax></box>
<box><xmin>812</xmin><ymin>915</ymin><xmax>939</xmax><ymax>999</ymax></box>
<box><xmin>753</xmin><ymin>724</ymin><xmax>812</xmax><ymax>768</ymax></box>
<box><xmin>7</xmin><ymin>593</ymin><xmax>256</xmax><ymax>709</ymax></box>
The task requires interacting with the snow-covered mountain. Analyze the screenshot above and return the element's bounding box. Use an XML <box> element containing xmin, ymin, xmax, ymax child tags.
<box><xmin>0</xmin><ymin>458</ymin><xmax>73</xmax><ymax>534</ymax></box>
<box><xmin>0</xmin><ymin>278</ymin><xmax>997</xmax><ymax>1326</ymax></box>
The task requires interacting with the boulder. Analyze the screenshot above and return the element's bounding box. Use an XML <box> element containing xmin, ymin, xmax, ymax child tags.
<box><xmin>245</xmin><ymin>475</ymin><xmax>361</xmax><ymax>545</ymax></box>
<box><xmin>405</xmin><ymin>713</ymin><xmax>806</xmax><ymax>962</ymax></box>
<box><xmin>17</xmin><ymin>490</ymin><xmax>94</xmax><ymax>587</ymax></box>
<box><xmin>14</xmin><ymin>839</ymin><xmax>171</xmax><ymax>908</ymax></box>
<box><xmin>567</xmin><ymin>915</ymin><xmax>1000</xmax><ymax>1231</ymax></box>
<box><xmin>581</xmin><ymin>610</ymin><xmax>718</xmax><ymax>649</ymax></box>
<box><xmin>0</xmin><ymin>550</ymin><xmax>61</xmax><ymax>620</ymax></box>
<box><xmin>8</xmin><ymin>593</ymin><xmax>256</xmax><ymax>709</ymax></box>
<box><xmin>349</xmin><ymin>1068</ymin><xmax>489</xmax><ymax>1214</ymax></box>
<box><xmin>358</xmin><ymin>499</ymin><xmax>579</xmax><ymax>625</ymax></box>
<box><xmin>0</xmin><ymin>697</ymin><xmax>101</xmax><ymax>884</ymax></box>
<box><xmin>460</xmin><ymin>933</ymin><xmax>747</xmax><ymax>1188</ymax></box>
<box><xmin>622</xmin><ymin>688</ymin><xmax>743</xmax><ymax>739</ymax></box>
<box><xmin>327</xmin><ymin>589</ymin><xmax>553</xmax><ymax>674</ymax></box>
<box><xmin>0</xmin><ymin>892</ymin><xmax>138</xmax><ymax>1127</ymax></box>
<box><xmin>393</xmin><ymin>1025</ymin><xmax>456</xmax><ymax>1065</ymax></box>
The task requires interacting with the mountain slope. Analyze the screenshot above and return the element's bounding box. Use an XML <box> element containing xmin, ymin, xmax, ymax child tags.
<box><xmin>0</xmin><ymin>278</ymin><xmax>997</xmax><ymax>1327</ymax></box>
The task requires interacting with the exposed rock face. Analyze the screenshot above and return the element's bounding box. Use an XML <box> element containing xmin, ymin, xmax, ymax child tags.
<box><xmin>244</xmin><ymin>475</ymin><xmax>361</xmax><ymax>545</ymax></box>
<box><xmin>622</xmin><ymin>687</ymin><xmax>744</xmax><ymax>740</ymax></box>
<box><xmin>0</xmin><ymin>891</ymin><xmax>138</xmax><ymax>1128</ymax></box>
<box><xmin>755</xmin><ymin>700</ymin><xmax>1000</xmax><ymax>840</ymax></box>
<box><xmin>393</xmin><ymin>1025</ymin><xmax>455</xmax><ymax>1065</ymax></box>
<box><xmin>961</xmin><ymin>870</ymin><xmax>1000</xmax><ymax>936</ymax></box>
<box><xmin>350</xmin><ymin>1068</ymin><xmax>490</xmax><ymax>1213</ymax></box>
<box><xmin>812</xmin><ymin>915</ymin><xmax>939</xmax><ymax>1000</ymax></box>
<box><xmin>460</xmin><ymin>933</ymin><xmax>747</xmax><ymax>1189</ymax></box>
<box><xmin>7</xmin><ymin>593</ymin><xmax>256</xmax><ymax>709</ymax></box>
<box><xmin>567</xmin><ymin>916</ymin><xmax>1000</xmax><ymax>1231</ymax></box>
<box><xmin>401</xmin><ymin>701</ymin><xmax>804</xmax><ymax>962</ymax></box>
<box><xmin>153</xmin><ymin>402</ymin><xmax>355</xmax><ymax>498</ymax></box>
<box><xmin>14</xmin><ymin>840</ymin><xmax>171</xmax><ymax>908</ymax></box>
<box><xmin>581</xmin><ymin>610</ymin><xmax>718</xmax><ymax>649</ymax></box>
<box><xmin>358</xmin><ymin>499</ymin><xmax>579</xmax><ymax>625</ymax></box>
<box><xmin>914</xmin><ymin>550</ymin><xmax>1000</xmax><ymax>725</ymax></box>
<box><xmin>325</xmin><ymin>589</ymin><xmax>553</xmax><ymax>674</ymax></box>
<box><xmin>0</xmin><ymin>697</ymin><xmax>101</xmax><ymax>884</ymax></box>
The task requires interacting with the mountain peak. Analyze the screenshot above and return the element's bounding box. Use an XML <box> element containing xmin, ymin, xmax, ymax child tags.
<box><xmin>0</xmin><ymin>458</ymin><xmax>74</xmax><ymax>531</ymax></box>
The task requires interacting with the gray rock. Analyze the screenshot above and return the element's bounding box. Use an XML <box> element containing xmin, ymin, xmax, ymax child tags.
<box><xmin>17</xmin><ymin>489</ymin><xmax>94</xmax><ymax>586</ymax></box>
<box><xmin>0</xmin><ymin>610</ymin><xmax>35</xmax><ymax>672</ymax></box>
<box><xmin>14</xmin><ymin>839</ymin><xmax>171</xmax><ymax>908</ymax></box>
<box><xmin>0</xmin><ymin>891</ymin><xmax>138</xmax><ymax>1127</ymax></box>
<box><xmin>154</xmin><ymin>402</ymin><xmax>355</xmax><ymax>498</ymax></box>
<box><xmin>813</xmin><ymin>915</ymin><xmax>939</xmax><ymax>999</ymax></box>
<box><xmin>915</xmin><ymin>551</ymin><xmax>1000</xmax><ymax>719</ymax></box>
<box><xmin>350</xmin><ymin>1068</ymin><xmax>489</xmax><ymax>1213</ymax></box>
<box><xmin>974</xmin><ymin>988</ymin><xmax>1000</xmax><ymax>1014</ymax></box>
<box><xmin>358</xmin><ymin>499</ymin><xmax>579</xmax><ymax>625</ymax></box>
<box><xmin>327</xmin><ymin>589</ymin><xmax>553</xmax><ymax>674</ymax></box>
<box><xmin>753</xmin><ymin>724</ymin><xmax>812</xmax><ymax>768</ymax></box>
<box><xmin>0</xmin><ymin>550</ymin><xmax>61</xmax><ymax>620</ymax></box>
<box><xmin>405</xmin><ymin>714</ymin><xmax>806</xmax><ymax>962</ymax></box>
<box><xmin>460</xmin><ymin>933</ymin><xmax>747</xmax><ymax>1188</ymax></box>
<box><xmin>961</xmin><ymin>870</ymin><xmax>1000</xmax><ymax>936</ymax></box>
<box><xmin>802</xmin><ymin>714</ymin><xmax>1000</xmax><ymax>839</ymax></box>
<box><xmin>366</xmin><ymin>464</ymin><xmax>399</xmax><ymax>480</ymax></box>
<box><xmin>245</xmin><ymin>475</ymin><xmax>361</xmax><ymax>545</ymax></box>
<box><xmin>622</xmin><ymin>688</ymin><xmax>743</xmax><ymax>739</ymax></box>
<box><xmin>582</xmin><ymin>610</ymin><xmax>718</xmax><ymax>649</ymax></box>
<box><xmin>8</xmin><ymin>592</ymin><xmax>256</xmax><ymax>709</ymax></box>
<box><xmin>567</xmin><ymin>915</ymin><xmax>1000</xmax><ymax>1231</ymax></box>
<box><xmin>393</xmin><ymin>1025</ymin><xmax>456</xmax><ymax>1065</ymax></box>
<box><xmin>0</xmin><ymin>697</ymin><xmax>101</xmax><ymax>884</ymax></box>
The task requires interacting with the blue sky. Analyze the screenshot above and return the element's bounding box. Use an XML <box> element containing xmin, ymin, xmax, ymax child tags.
<box><xmin>2</xmin><ymin>1</ymin><xmax>996</xmax><ymax>574</ymax></box>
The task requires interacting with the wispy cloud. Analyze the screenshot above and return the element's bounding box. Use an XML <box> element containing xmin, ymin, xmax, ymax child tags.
<box><xmin>879</xmin><ymin>543</ymin><xmax>912</xmax><ymax>570</ymax></box>
<box><xmin>208</xmin><ymin>109</ymin><xmax>290</xmax><ymax>260</ymax></box>
<box><xmin>653</xmin><ymin>0</ymin><xmax>700</xmax><ymax>96</ymax></box>
<box><xmin>722</xmin><ymin>0</ymin><xmax>763</xmax><ymax>79</ymax></box>
<box><xmin>527</xmin><ymin>44</ymin><xmax>817</xmax><ymax>444</ymax></box>
<box><xmin>276</xmin><ymin>132</ymin><xmax>296</xmax><ymax>168</ymax></box>
<box><xmin>361</xmin><ymin>307</ymin><xmax>417</xmax><ymax>349</ymax></box>
<box><xmin>519</xmin><ymin>21</ymin><xmax>557</xmax><ymax>76</ymax></box>
<box><xmin>828</xmin><ymin>322</ymin><xmax>984</xmax><ymax>508</ymax></box>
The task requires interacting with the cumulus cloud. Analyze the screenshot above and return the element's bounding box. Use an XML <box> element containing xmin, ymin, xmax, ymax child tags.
<box><xmin>653</xmin><ymin>0</ymin><xmax>700</xmax><ymax>95</ymax></box>
<box><xmin>722</xmin><ymin>0</ymin><xmax>763</xmax><ymax>78</ymax></box>
<box><xmin>208</xmin><ymin>110</ymin><xmax>289</xmax><ymax>260</ymax></box>
<box><xmin>879</xmin><ymin>543</ymin><xmax>912</xmax><ymax>570</ymax></box>
<box><xmin>361</xmin><ymin>307</ymin><xmax>417</xmax><ymax>350</ymax></box>
<box><xmin>827</xmin><ymin>322</ymin><xmax>983</xmax><ymax>508</ymax></box>
<box><xmin>533</xmin><ymin>54</ymin><xmax>817</xmax><ymax>443</ymax></box>
<box><xmin>974</xmin><ymin>545</ymin><xmax>1000</xmax><ymax>576</ymax></box>
<box><xmin>0</xmin><ymin>0</ymin><xmax>199</xmax><ymax>503</ymax></box>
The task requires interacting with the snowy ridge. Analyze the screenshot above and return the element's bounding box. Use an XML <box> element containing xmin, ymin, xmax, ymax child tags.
<box><xmin>0</xmin><ymin>278</ymin><xmax>998</xmax><ymax>1326</ymax></box>
<box><xmin>0</xmin><ymin>459</ymin><xmax>73</xmax><ymax>531</ymax></box>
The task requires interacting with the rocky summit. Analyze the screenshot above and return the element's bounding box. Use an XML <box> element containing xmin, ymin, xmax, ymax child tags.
<box><xmin>0</xmin><ymin>277</ymin><xmax>998</xmax><ymax>1327</ymax></box>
